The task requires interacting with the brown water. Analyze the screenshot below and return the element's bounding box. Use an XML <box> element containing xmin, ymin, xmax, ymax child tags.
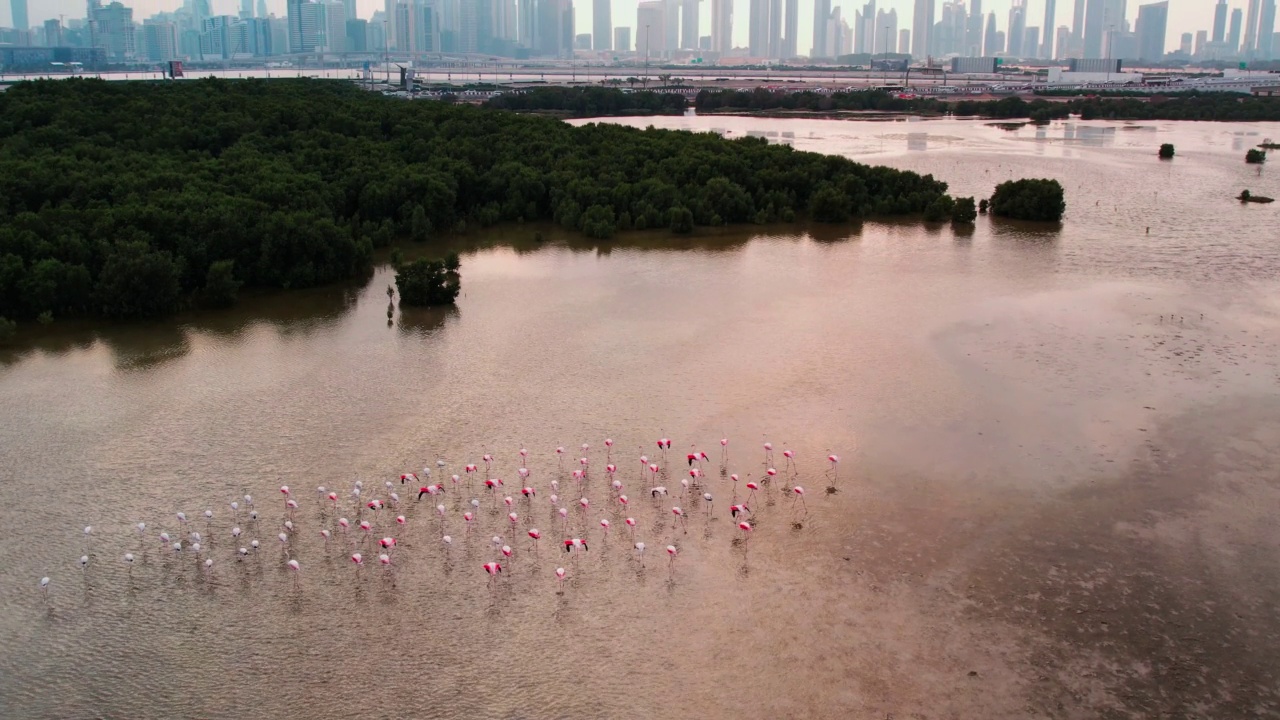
<box><xmin>2</xmin><ymin>116</ymin><xmax>1280</xmax><ymax>719</ymax></box>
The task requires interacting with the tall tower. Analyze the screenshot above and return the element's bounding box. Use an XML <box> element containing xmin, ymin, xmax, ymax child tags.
<box><xmin>1212</xmin><ymin>0</ymin><xmax>1227</xmax><ymax>42</ymax></box>
<box><xmin>783</xmin><ymin>0</ymin><xmax>797</xmax><ymax>56</ymax></box>
<box><xmin>749</xmin><ymin>0</ymin><xmax>768</xmax><ymax>55</ymax></box>
<box><xmin>681</xmin><ymin>0</ymin><xmax>700</xmax><ymax>49</ymax></box>
<box><xmin>711</xmin><ymin>0</ymin><xmax>732</xmax><ymax>53</ymax></box>
<box><xmin>911</xmin><ymin>0</ymin><xmax>932</xmax><ymax>58</ymax></box>
<box><xmin>1007</xmin><ymin>0</ymin><xmax>1025</xmax><ymax>56</ymax></box>
<box><xmin>593</xmin><ymin>0</ymin><xmax>611</xmax><ymax>48</ymax></box>
<box><xmin>811</xmin><ymin>0</ymin><xmax>831</xmax><ymax>56</ymax></box>
<box><xmin>12</xmin><ymin>0</ymin><xmax>29</xmax><ymax>30</ymax></box>
<box><xmin>1082</xmin><ymin>0</ymin><xmax>1103</xmax><ymax>56</ymax></box>
<box><xmin>1259</xmin><ymin>0</ymin><xmax>1276</xmax><ymax>59</ymax></box>
<box><xmin>1228</xmin><ymin>7</ymin><xmax>1242</xmax><ymax>49</ymax></box>
<box><xmin>1244</xmin><ymin>0</ymin><xmax>1260</xmax><ymax>55</ymax></box>
<box><xmin>1041</xmin><ymin>0</ymin><xmax>1056</xmax><ymax>58</ymax></box>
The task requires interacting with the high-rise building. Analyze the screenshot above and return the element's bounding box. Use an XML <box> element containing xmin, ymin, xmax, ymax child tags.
<box><xmin>811</xmin><ymin>0</ymin><xmax>831</xmax><ymax>56</ymax></box>
<box><xmin>1229</xmin><ymin>7</ymin><xmax>1243</xmax><ymax>50</ymax></box>
<box><xmin>783</xmin><ymin>0</ymin><xmax>797</xmax><ymax>56</ymax></box>
<box><xmin>93</xmin><ymin>2</ymin><xmax>136</xmax><ymax>60</ymax></box>
<box><xmin>767</xmin><ymin>0</ymin><xmax>782</xmax><ymax>57</ymax></box>
<box><xmin>288</xmin><ymin>0</ymin><xmax>305</xmax><ymax>50</ymax></box>
<box><xmin>711</xmin><ymin>0</ymin><xmax>731</xmax><ymax>53</ymax></box>
<box><xmin>1069</xmin><ymin>0</ymin><xmax>1084</xmax><ymax>55</ymax></box>
<box><xmin>911</xmin><ymin>0</ymin><xmax>933</xmax><ymax>58</ymax></box>
<box><xmin>1213</xmin><ymin>0</ymin><xmax>1227</xmax><ymax>43</ymax></box>
<box><xmin>899</xmin><ymin>27</ymin><xmax>910</xmax><ymax>52</ymax></box>
<box><xmin>663</xmin><ymin>0</ymin><xmax>679</xmax><ymax>54</ymax></box>
<box><xmin>1193</xmin><ymin>29</ymin><xmax>1206</xmax><ymax>55</ymax></box>
<box><xmin>298</xmin><ymin>1</ymin><xmax>326</xmax><ymax>51</ymax></box>
<box><xmin>614</xmin><ymin>25</ymin><xmax>630</xmax><ymax>50</ymax></box>
<box><xmin>1041</xmin><ymin>0</ymin><xmax>1056</xmax><ymax>58</ymax></box>
<box><xmin>983</xmin><ymin>11</ymin><xmax>997</xmax><ymax>54</ymax></box>
<box><xmin>875</xmin><ymin>8</ymin><xmax>897</xmax><ymax>55</ymax></box>
<box><xmin>1006</xmin><ymin>0</ymin><xmax>1025</xmax><ymax>56</ymax></box>
<box><xmin>636</xmin><ymin>0</ymin><xmax>664</xmax><ymax>57</ymax></box>
<box><xmin>142</xmin><ymin>19</ymin><xmax>177</xmax><ymax>59</ymax></box>
<box><xmin>44</xmin><ymin>18</ymin><xmax>61</xmax><ymax>46</ymax></box>
<box><xmin>1245</xmin><ymin>0</ymin><xmax>1261</xmax><ymax>55</ymax></box>
<box><xmin>749</xmin><ymin>0</ymin><xmax>768</xmax><ymax>55</ymax></box>
<box><xmin>1082</xmin><ymin>0</ymin><xmax>1103</xmax><ymax>56</ymax></box>
<box><xmin>1177</xmin><ymin>31</ymin><xmax>1191</xmax><ymax>54</ymax></box>
<box><xmin>1055</xmin><ymin>24</ymin><xmax>1069</xmax><ymax>57</ymax></box>
<box><xmin>494</xmin><ymin>0</ymin><xmax>517</xmax><ymax>45</ymax></box>
<box><xmin>854</xmin><ymin>0</ymin><xmax>874</xmax><ymax>54</ymax></box>
<box><xmin>347</xmin><ymin>18</ymin><xmax>368</xmax><ymax>48</ymax></box>
<box><xmin>11</xmin><ymin>0</ymin><xmax>28</xmax><ymax>30</ymax></box>
<box><xmin>241</xmin><ymin>0</ymin><xmax>254</xmax><ymax>18</ymax></box>
<box><xmin>458</xmin><ymin>0</ymin><xmax>476</xmax><ymax>52</ymax></box>
<box><xmin>1260</xmin><ymin>0</ymin><xmax>1277</xmax><ymax>59</ymax></box>
<box><xmin>965</xmin><ymin>0</ymin><xmax>982</xmax><ymax>55</ymax></box>
<box><xmin>258</xmin><ymin>0</ymin><xmax>269</xmax><ymax>17</ymax></box>
<box><xmin>682</xmin><ymin>0</ymin><xmax>700</xmax><ymax>49</ymax></box>
<box><xmin>343</xmin><ymin>0</ymin><xmax>356</xmax><ymax>21</ymax></box>
<box><xmin>593</xmin><ymin>0</ymin><xmax>612</xmax><ymax>48</ymax></box>
<box><xmin>323</xmin><ymin>1</ymin><xmax>346</xmax><ymax>50</ymax></box>
<box><xmin>1023</xmin><ymin>25</ymin><xmax>1038</xmax><ymax>56</ymax></box>
<box><xmin>517</xmin><ymin>0</ymin><xmax>533</xmax><ymax>47</ymax></box>
<box><xmin>1135</xmin><ymin>0</ymin><xmax>1166</xmax><ymax>59</ymax></box>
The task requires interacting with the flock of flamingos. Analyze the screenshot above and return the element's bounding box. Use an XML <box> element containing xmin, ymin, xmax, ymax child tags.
<box><xmin>36</xmin><ymin>437</ymin><xmax>843</xmax><ymax>601</ymax></box>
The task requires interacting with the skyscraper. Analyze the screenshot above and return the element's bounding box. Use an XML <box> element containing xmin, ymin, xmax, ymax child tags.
<box><xmin>1041</xmin><ymin>0</ymin><xmax>1056</xmax><ymax>58</ymax></box>
<box><xmin>1245</xmin><ymin>0</ymin><xmax>1261</xmax><ymax>55</ymax></box>
<box><xmin>1083</xmin><ymin>0</ymin><xmax>1103</xmax><ymax>56</ymax></box>
<box><xmin>11</xmin><ymin>0</ymin><xmax>28</xmax><ymax>30</ymax></box>
<box><xmin>594</xmin><ymin>0</ymin><xmax>611</xmax><ymax>48</ymax></box>
<box><xmin>1055</xmin><ymin>24</ymin><xmax>1069</xmax><ymax>57</ymax></box>
<box><xmin>1229</xmin><ymin>7</ymin><xmax>1243</xmax><ymax>49</ymax></box>
<box><xmin>342</xmin><ymin>0</ymin><xmax>356</xmax><ymax>22</ymax></box>
<box><xmin>142</xmin><ymin>19</ymin><xmax>177</xmax><ymax>59</ymax></box>
<box><xmin>258</xmin><ymin>0</ymin><xmax>269</xmax><ymax>18</ymax></box>
<box><xmin>767</xmin><ymin>0</ymin><xmax>782</xmax><ymax>57</ymax></box>
<box><xmin>1070</xmin><ymin>0</ymin><xmax>1085</xmax><ymax>55</ymax></box>
<box><xmin>241</xmin><ymin>0</ymin><xmax>254</xmax><ymax>18</ymax></box>
<box><xmin>614</xmin><ymin>25</ymin><xmax>630</xmax><ymax>50</ymax></box>
<box><xmin>783</xmin><ymin>0</ymin><xmax>797</xmax><ymax>56</ymax></box>
<box><xmin>517</xmin><ymin>0</ymin><xmax>533</xmax><ymax>47</ymax></box>
<box><xmin>876</xmin><ymin>7</ymin><xmax>897</xmax><ymax>55</ymax></box>
<box><xmin>711</xmin><ymin>0</ymin><xmax>732</xmax><ymax>53</ymax></box>
<box><xmin>94</xmin><ymin>2</ymin><xmax>136</xmax><ymax>59</ymax></box>
<box><xmin>911</xmin><ymin>0</ymin><xmax>933</xmax><ymax>58</ymax></box>
<box><xmin>682</xmin><ymin>0</ymin><xmax>700</xmax><ymax>49</ymax></box>
<box><xmin>966</xmin><ymin>0</ymin><xmax>982</xmax><ymax>55</ymax></box>
<box><xmin>324</xmin><ymin>0</ymin><xmax>347</xmax><ymax>50</ymax></box>
<box><xmin>984</xmin><ymin>11</ymin><xmax>999</xmax><ymax>52</ymax></box>
<box><xmin>1259</xmin><ymin>0</ymin><xmax>1276</xmax><ymax>59</ymax></box>
<box><xmin>663</xmin><ymin>0</ymin><xmax>679</xmax><ymax>54</ymax></box>
<box><xmin>1134</xmin><ymin>0</ymin><xmax>1166</xmax><ymax>60</ymax></box>
<box><xmin>637</xmin><ymin>0</ymin><xmax>664</xmax><ymax>57</ymax></box>
<box><xmin>288</xmin><ymin>0</ymin><xmax>305</xmax><ymax>51</ymax></box>
<box><xmin>749</xmin><ymin>0</ymin><xmax>769</xmax><ymax>55</ymax></box>
<box><xmin>1007</xmin><ymin>0</ymin><xmax>1025</xmax><ymax>56</ymax></box>
<box><xmin>1193</xmin><ymin>29</ymin><xmax>1206</xmax><ymax>55</ymax></box>
<box><xmin>854</xmin><ymin>0</ymin><xmax>875</xmax><ymax>54</ymax></box>
<box><xmin>44</xmin><ymin>18</ymin><xmax>62</xmax><ymax>45</ymax></box>
<box><xmin>1213</xmin><ymin>0</ymin><xmax>1227</xmax><ymax>43</ymax></box>
<box><xmin>811</xmin><ymin>0</ymin><xmax>831</xmax><ymax>55</ymax></box>
<box><xmin>898</xmin><ymin>27</ymin><xmax>909</xmax><ymax>52</ymax></box>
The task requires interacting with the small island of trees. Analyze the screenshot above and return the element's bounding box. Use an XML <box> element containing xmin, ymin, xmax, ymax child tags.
<box><xmin>1159</xmin><ymin>143</ymin><xmax>1175</xmax><ymax>159</ymax></box>
<box><xmin>1246</xmin><ymin>148</ymin><xmax>1267</xmax><ymax>164</ymax></box>
<box><xmin>989</xmin><ymin>179</ymin><xmax>1066</xmax><ymax>222</ymax></box>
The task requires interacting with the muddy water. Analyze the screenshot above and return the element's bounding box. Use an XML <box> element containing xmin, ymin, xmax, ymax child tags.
<box><xmin>2</xmin><ymin>116</ymin><xmax>1279</xmax><ymax>719</ymax></box>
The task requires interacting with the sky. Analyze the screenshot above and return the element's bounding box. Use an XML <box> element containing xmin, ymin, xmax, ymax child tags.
<box><xmin>12</xmin><ymin>0</ymin><xmax>1225</xmax><ymax>57</ymax></box>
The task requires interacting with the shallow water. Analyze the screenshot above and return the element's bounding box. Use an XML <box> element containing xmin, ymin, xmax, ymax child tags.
<box><xmin>2</xmin><ymin>116</ymin><xmax>1280</xmax><ymax>719</ymax></box>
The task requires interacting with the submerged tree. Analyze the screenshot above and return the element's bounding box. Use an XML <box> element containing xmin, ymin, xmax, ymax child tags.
<box><xmin>989</xmin><ymin>179</ymin><xmax>1066</xmax><ymax>222</ymax></box>
<box><xmin>1246</xmin><ymin>148</ymin><xmax>1267</xmax><ymax>164</ymax></box>
<box><xmin>1159</xmin><ymin>143</ymin><xmax>1175</xmax><ymax>159</ymax></box>
<box><xmin>951</xmin><ymin>197</ymin><xmax>977</xmax><ymax>224</ymax></box>
<box><xmin>395</xmin><ymin>258</ymin><xmax>460</xmax><ymax>307</ymax></box>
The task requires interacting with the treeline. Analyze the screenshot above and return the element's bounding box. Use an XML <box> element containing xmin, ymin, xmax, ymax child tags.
<box><xmin>694</xmin><ymin>89</ymin><xmax>1280</xmax><ymax>122</ymax></box>
<box><xmin>0</xmin><ymin>78</ymin><xmax>951</xmax><ymax>323</ymax></box>
<box><xmin>484</xmin><ymin>87</ymin><xmax>687</xmax><ymax>117</ymax></box>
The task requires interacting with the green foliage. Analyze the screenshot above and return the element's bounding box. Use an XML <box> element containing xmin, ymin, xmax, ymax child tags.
<box><xmin>1240</xmin><ymin>189</ymin><xmax>1251</xmax><ymax>201</ymax></box>
<box><xmin>201</xmin><ymin>259</ymin><xmax>241</xmax><ymax>308</ymax></box>
<box><xmin>444</xmin><ymin>252</ymin><xmax>460</xmax><ymax>271</ymax></box>
<box><xmin>978</xmin><ymin>198</ymin><xmax>990</xmax><ymax>214</ymax></box>
<box><xmin>395</xmin><ymin>258</ymin><xmax>460</xmax><ymax>307</ymax></box>
<box><xmin>1246</xmin><ymin>148</ymin><xmax>1267</xmax><ymax>163</ymax></box>
<box><xmin>581</xmin><ymin>204</ymin><xmax>617</xmax><ymax>239</ymax></box>
<box><xmin>0</xmin><ymin>78</ymin><xmax>957</xmax><ymax>321</ymax></box>
<box><xmin>668</xmin><ymin>206</ymin><xmax>694</xmax><ymax>234</ymax></box>
<box><xmin>484</xmin><ymin>87</ymin><xmax>688</xmax><ymax>117</ymax></box>
<box><xmin>951</xmin><ymin>197</ymin><xmax>977</xmax><ymax>224</ymax></box>
<box><xmin>923</xmin><ymin>195</ymin><xmax>955</xmax><ymax>222</ymax></box>
<box><xmin>37</xmin><ymin>310</ymin><xmax>53</xmax><ymax>325</ymax></box>
<box><xmin>809</xmin><ymin>185</ymin><xmax>851</xmax><ymax>222</ymax></box>
<box><xmin>1158</xmin><ymin>143</ymin><xmax>1175</xmax><ymax>158</ymax></box>
<box><xmin>990</xmin><ymin>179</ymin><xmax>1066</xmax><ymax>222</ymax></box>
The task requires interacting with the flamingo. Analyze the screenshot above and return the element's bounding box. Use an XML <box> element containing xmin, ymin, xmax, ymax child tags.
<box><xmin>508</xmin><ymin>512</ymin><xmax>520</xmax><ymax>531</ymax></box>
<box><xmin>650</xmin><ymin>486</ymin><xmax>668</xmax><ymax>498</ymax></box>
<box><xmin>338</xmin><ymin>517</ymin><xmax>350</xmax><ymax>533</ymax></box>
<box><xmin>238</xmin><ymin>547</ymin><xmax>248</xmax><ymax>560</ymax></box>
<box><xmin>672</xmin><ymin>506</ymin><xmax>688</xmax><ymax>531</ymax></box>
<box><xmin>287</xmin><ymin>559</ymin><xmax>300</xmax><ymax>585</ymax></box>
<box><xmin>604</xmin><ymin>438</ymin><xmax>614</xmax><ymax>461</ymax></box>
<box><xmin>280</xmin><ymin>485</ymin><xmax>291</xmax><ymax>508</ymax></box>
<box><xmin>558</xmin><ymin>507</ymin><xmax>569</xmax><ymax>529</ymax></box>
<box><xmin>765</xmin><ymin>468</ymin><xmax>778</xmax><ymax>483</ymax></box>
<box><xmin>484</xmin><ymin>562</ymin><xmax>502</xmax><ymax>584</ymax></box>
<box><xmin>563</xmin><ymin>538</ymin><xmax>588</xmax><ymax>553</ymax></box>
<box><xmin>738</xmin><ymin>521</ymin><xmax>753</xmax><ymax>544</ymax></box>
<box><xmin>418</xmin><ymin>484</ymin><xmax>444</xmax><ymax>500</ymax></box>
<box><xmin>517</xmin><ymin>468</ymin><xmax>531</xmax><ymax>484</ymax></box>
<box><xmin>320</xmin><ymin>529</ymin><xmax>331</xmax><ymax>546</ymax></box>
<box><xmin>504</xmin><ymin>496</ymin><xmax>515</xmax><ymax>510</ymax></box>
<box><xmin>203</xmin><ymin>558</ymin><xmax>214</xmax><ymax>572</ymax></box>
<box><xmin>283</xmin><ymin>520</ymin><xmax>294</xmax><ymax>533</ymax></box>
<box><xmin>720</xmin><ymin>437</ymin><xmax>729</xmax><ymax>464</ymax></box>
<box><xmin>827</xmin><ymin>454</ymin><xmax>840</xmax><ymax>483</ymax></box>
<box><xmin>231</xmin><ymin>526</ymin><xmax>242</xmax><ymax>539</ymax></box>
<box><xmin>600</xmin><ymin>519</ymin><xmax>610</xmax><ymax>535</ymax></box>
<box><xmin>763</xmin><ymin>441</ymin><xmax>774</xmax><ymax>465</ymax></box>
<box><xmin>666</xmin><ymin>545</ymin><xmax>678</xmax><ymax>573</ymax></box>
<box><xmin>124</xmin><ymin>552</ymin><xmax>135</xmax><ymax>568</ymax></box>
<box><xmin>482</xmin><ymin>453</ymin><xmax>494</xmax><ymax>473</ymax></box>
<box><xmin>451</xmin><ymin>474</ymin><xmax>461</xmax><ymax>489</ymax></box>
<box><xmin>648</xmin><ymin>463</ymin><xmax>661</xmax><ymax>484</ymax></box>
<box><xmin>351</xmin><ymin>553</ymin><xmax>364</xmax><ymax>571</ymax></box>
<box><xmin>40</xmin><ymin>576</ymin><xmax>50</xmax><ymax>600</ymax></box>
<box><xmin>686</xmin><ymin>448</ymin><xmax>709</xmax><ymax>467</ymax></box>
<box><xmin>484</xmin><ymin>479</ymin><xmax>502</xmax><ymax>505</ymax></box>
<box><xmin>731</xmin><ymin>503</ymin><xmax>750</xmax><ymax>518</ymax></box>
<box><xmin>606</xmin><ymin>464</ymin><xmax>617</xmax><ymax>480</ymax></box>
<box><xmin>501</xmin><ymin>545</ymin><xmax>513</xmax><ymax>560</ymax></box>
<box><xmin>173</xmin><ymin>542</ymin><xmax>183</xmax><ymax>554</ymax></box>
<box><xmin>379</xmin><ymin>553</ymin><xmax>391</xmax><ymax>567</ymax></box>
<box><xmin>625</xmin><ymin>517</ymin><xmax>636</xmax><ymax>536</ymax></box>
<box><xmin>521</xmin><ymin>486</ymin><xmax>536</xmax><ymax>501</ymax></box>
<box><xmin>792</xmin><ymin>486</ymin><xmax>808</xmax><ymax>512</ymax></box>
<box><xmin>702</xmin><ymin>492</ymin><xmax>714</xmax><ymax>515</ymax></box>
<box><xmin>730</xmin><ymin>473</ymin><xmax>741</xmax><ymax>499</ymax></box>
<box><xmin>528</xmin><ymin>528</ymin><xmax>542</xmax><ymax>553</ymax></box>
<box><xmin>618</xmin><ymin>494</ymin><xmax>629</xmax><ymax>508</ymax></box>
<box><xmin>379</xmin><ymin>537</ymin><xmax>396</xmax><ymax>550</ymax></box>
<box><xmin>579</xmin><ymin>497</ymin><xmax>590</xmax><ymax>513</ymax></box>
<box><xmin>327</xmin><ymin>492</ymin><xmax>339</xmax><ymax>508</ymax></box>
<box><xmin>783</xmin><ymin>448</ymin><xmax>796</xmax><ymax>472</ymax></box>
<box><xmin>79</xmin><ymin>555</ymin><xmax>89</xmax><ymax>569</ymax></box>
<box><xmin>555</xmin><ymin>446</ymin><xmax>565</xmax><ymax>470</ymax></box>
<box><xmin>464</xmin><ymin>511</ymin><xmax>475</xmax><ymax>530</ymax></box>
<box><xmin>519</xmin><ymin>448</ymin><xmax>529</xmax><ymax>467</ymax></box>
<box><xmin>634</xmin><ymin>541</ymin><xmax>646</xmax><ymax>566</ymax></box>
<box><xmin>555</xmin><ymin>567</ymin><xmax>566</xmax><ymax>591</ymax></box>
<box><xmin>399</xmin><ymin>473</ymin><xmax>418</xmax><ymax>485</ymax></box>
<box><xmin>250</xmin><ymin>540</ymin><xmax>260</xmax><ymax>552</ymax></box>
<box><xmin>745</xmin><ymin>481</ymin><xmax>760</xmax><ymax>502</ymax></box>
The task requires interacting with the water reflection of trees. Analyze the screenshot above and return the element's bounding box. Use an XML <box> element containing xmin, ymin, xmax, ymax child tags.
<box><xmin>397</xmin><ymin>305</ymin><xmax>460</xmax><ymax>338</ymax></box>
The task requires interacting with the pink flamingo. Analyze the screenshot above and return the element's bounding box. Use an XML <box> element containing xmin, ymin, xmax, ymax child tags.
<box><xmin>792</xmin><ymin>486</ymin><xmax>808</xmax><ymax>513</ymax></box>
<box><xmin>319</xmin><ymin>528</ymin><xmax>331</xmax><ymax>546</ymax></box>
<box><xmin>327</xmin><ymin>491</ymin><xmax>339</xmax><ymax>508</ymax></box>
<box><xmin>485</xmin><ymin>479</ymin><xmax>502</xmax><ymax>506</ymax></box>
<box><xmin>522</xmin><ymin>485</ymin><xmax>537</xmax><ymax>501</ymax></box>
<box><xmin>555</xmin><ymin>446</ymin><xmax>565</xmax><ymax>471</ymax></box>
<box><xmin>418</xmin><ymin>484</ymin><xmax>444</xmax><ymax>500</ymax></box>
<box><xmin>702</xmin><ymin>492</ymin><xmax>714</xmax><ymax>515</ymax></box>
<box><xmin>483</xmin><ymin>562</ymin><xmax>502</xmax><ymax>584</ymax></box>
<box><xmin>618</xmin><ymin>494</ymin><xmax>629</xmax><ymax>508</ymax></box>
<box><xmin>827</xmin><ymin>454</ymin><xmax>840</xmax><ymax>483</ymax></box>
<box><xmin>731</xmin><ymin>503</ymin><xmax>750</xmax><ymax>518</ymax></box>
<box><xmin>555</xmin><ymin>567</ymin><xmax>567</xmax><ymax>591</ymax></box>
<box><xmin>558</xmin><ymin>507</ymin><xmax>569</xmax><ymax>528</ymax></box>
<box><xmin>765</xmin><ymin>468</ymin><xmax>778</xmax><ymax>485</ymax></box>
<box><xmin>528</xmin><ymin>528</ymin><xmax>541</xmax><ymax>553</ymax></box>
<box><xmin>519</xmin><ymin>448</ymin><xmax>528</xmax><ymax>467</ymax></box>
<box><xmin>782</xmin><ymin>448</ymin><xmax>796</xmax><ymax>473</ymax></box>
<box><xmin>666</xmin><ymin>545</ymin><xmax>678</xmax><ymax>573</ymax></box>
<box><xmin>483</xmin><ymin>454</ymin><xmax>494</xmax><ymax>473</ymax></box>
<box><xmin>611</xmin><ymin>479</ymin><xmax>623</xmax><ymax>495</ymax></box>
<box><xmin>279</xmin><ymin>485</ymin><xmax>291</xmax><ymax>508</ymax></box>
<box><xmin>451</xmin><ymin>474</ymin><xmax>461</xmax><ymax>489</ymax></box>
<box><xmin>650</xmin><ymin>486</ymin><xmax>668</xmax><ymax>498</ymax></box>
<box><xmin>572</xmin><ymin>469</ymin><xmax>584</xmax><ymax>485</ymax></box>
<box><xmin>504</xmin><ymin>496</ymin><xmax>515</xmax><ymax>510</ymax></box>
<box><xmin>338</xmin><ymin>517</ymin><xmax>350</xmax><ymax>534</ymax></box>
<box><xmin>508</xmin><ymin>512</ymin><xmax>519</xmax><ymax>532</ymax></box>
<box><xmin>517</xmin><ymin>467</ymin><xmax>530</xmax><ymax>483</ymax></box>
<box><xmin>625</xmin><ymin>517</ymin><xmax>636</xmax><ymax>537</ymax></box>
<box><xmin>579</xmin><ymin>497</ymin><xmax>590</xmax><ymax>513</ymax></box>
<box><xmin>745</xmin><ymin>481</ymin><xmax>760</xmax><ymax>502</ymax></box>
<box><xmin>604</xmin><ymin>438</ymin><xmax>614</xmax><ymax>462</ymax></box>
<box><xmin>671</xmin><ymin>506</ymin><xmax>688</xmax><ymax>532</ymax></box>
<box><xmin>501</xmin><ymin>545</ymin><xmax>513</xmax><ymax>560</ymax></box>
<box><xmin>763</xmin><ymin>440</ymin><xmax>774</xmax><ymax>465</ymax></box>
<box><xmin>635</xmin><ymin>541</ymin><xmax>647</xmax><ymax>567</ymax></box>
<box><xmin>563</xmin><ymin>538</ymin><xmax>588</xmax><ymax>553</ymax></box>
<box><xmin>686</xmin><ymin>447</ymin><xmax>709</xmax><ymax>467</ymax></box>
<box><xmin>463</xmin><ymin>511</ymin><xmax>474</xmax><ymax>533</ymax></box>
<box><xmin>648</xmin><ymin>463</ymin><xmax>660</xmax><ymax>484</ymax></box>
<box><xmin>720</xmin><ymin>437</ymin><xmax>729</xmax><ymax>464</ymax></box>
<box><xmin>351</xmin><ymin>552</ymin><xmax>364</xmax><ymax>572</ymax></box>
<box><xmin>379</xmin><ymin>553</ymin><xmax>391</xmax><ymax>567</ymax></box>
<box><xmin>600</xmin><ymin>519</ymin><xmax>610</xmax><ymax>536</ymax></box>
<box><xmin>606</xmin><ymin>464</ymin><xmax>617</xmax><ymax>479</ymax></box>
<box><xmin>730</xmin><ymin>473</ymin><xmax>741</xmax><ymax>499</ymax></box>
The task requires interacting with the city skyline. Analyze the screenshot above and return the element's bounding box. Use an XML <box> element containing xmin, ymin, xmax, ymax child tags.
<box><xmin>6</xmin><ymin>0</ymin><xmax>1261</xmax><ymax>58</ymax></box>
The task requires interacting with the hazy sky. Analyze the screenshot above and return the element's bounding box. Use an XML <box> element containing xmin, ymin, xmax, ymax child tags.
<box><xmin>13</xmin><ymin>0</ymin><xmax>1223</xmax><ymax>56</ymax></box>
